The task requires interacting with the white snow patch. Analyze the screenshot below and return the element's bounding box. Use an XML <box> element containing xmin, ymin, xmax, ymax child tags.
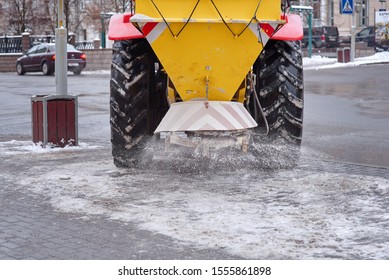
<box><xmin>0</xmin><ymin>140</ymin><xmax>101</xmax><ymax>155</ymax></box>
<box><xmin>303</xmin><ymin>55</ymin><xmax>337</xmax><ymax>68</ymax></box>
<box><xmin>81</xmin><ymin>70</ymin><xmax>110</xmax><ymax>75</ymax></box>
<box><xmin>303</xmin><ymin>51</ymin><xmax>389</xmax><ymax>70</ymax></box>
<box><xmin>17</xmin><ymin>160</ymin><xmax>389</xmax><ymax>259</ymax></box>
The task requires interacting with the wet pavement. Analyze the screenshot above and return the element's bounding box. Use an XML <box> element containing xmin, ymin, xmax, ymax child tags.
<box><xmin>1</xmin><ymin>141</ymin><xmax>388</xmax><ymax>259</ymax></box>
<box><xmin>1</xmin><ymin>66</ymin><xmax>388</xmax><ymax>259</ymax></box>
<box><xmin>0</xmin><ymin>181</ymin><xmax>236</xmax><ymax>260</ymax></box>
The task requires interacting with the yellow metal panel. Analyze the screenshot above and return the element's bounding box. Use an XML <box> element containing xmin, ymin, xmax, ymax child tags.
<box><xmin>167</xmin><ymin>86</ymin><xmax>175</xmax><ymax>104</ymax></box>
<box><xmin>135</xmin><ymin>0</ymin><xmax>283</xmax><ymax>102</ymax></box>
<box><xmin>150</xmin><ymin>22</ymin><xmax>262</xmax><ymax>101</ymax></box>
<box><xmin>136</xmin><ymin>0</ymin><xmax>281</xmax><ymax>22</ymax></box>
<box><xmin>237</xmin><ymin>83</ymin><xmax>246</xmax><ymax>104</ymax></box>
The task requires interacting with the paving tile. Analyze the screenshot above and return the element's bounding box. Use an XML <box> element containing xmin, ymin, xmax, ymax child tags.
<box><xmin>0</xmin><ymin>215</ymin><xmax>19</xmax><ymax>223</ymax></box>
<box><xmin>0</xmin><ymin>178</ymin><xmax>236</xmax><ymax>260</ymax></box>
<box><xmin>3</xmin><ymin>241</ymin><xmax>21</xmax><ymax>250</ymax></box>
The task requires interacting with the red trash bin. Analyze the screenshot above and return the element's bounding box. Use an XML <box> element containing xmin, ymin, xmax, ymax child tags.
<box><xmin>343</xmin><ymin>47</ymin><xmax>351</xmax><ymax>63</ymax></box>
<box><xmin>337</xmin><ymin>47</ymin><xmax>351</xmax><ymax>63</ymax></box>
<box><xmin>337</xmin><ymin>48</ymin><xmax>344</xmax><ymax>63</ymax></box>
<box><xmin>31</xmin><ymin>95</ymin><xmax>78</xmax><ymax>147</ymax></box>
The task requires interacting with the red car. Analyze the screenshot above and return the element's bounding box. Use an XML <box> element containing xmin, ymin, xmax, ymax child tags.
<box><xmin>16</xmin><ymin>43</ymin><xmax>86</xmax><ymax>75</ymax></box>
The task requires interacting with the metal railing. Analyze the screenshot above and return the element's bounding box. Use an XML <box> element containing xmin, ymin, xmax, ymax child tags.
<box><xmin>0</xmin><ymin>34</ymin><xmax>96</xmax><ymax>53</ymax></box>
<box><xmin>74</xmin><ymin>41</ymin><xmax>95</xmax><ymax>50</ymax></box>
<box><xmin>29</xmin><ymin>35</ymin><xmax>55</xmax><ymax>46</ymax></box>
<box><xmin>0</xmin><ymin>36</ymin><xmax>22</xmax><ymax>53</ymax></box>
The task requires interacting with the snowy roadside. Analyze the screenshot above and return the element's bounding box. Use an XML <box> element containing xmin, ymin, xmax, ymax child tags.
<box><xmin>81</xmin><ymin>69</ymin><xmax>110</xmax><ymax>75</ymax></box>
<box><xmin>1</xmin><ymin>50</ymin><xmax>389</xmax><ymax>260</ymax></box>
<box><xmin>303</xmin><ymin>51</ymin><xmax>389</xmax><ymax>70</ymax></box>
<box><xmin>80</xmin><ymin>52</ymin><xmax>389</xmax><ymax>75</ymax></box>
<box><xmin>1</xmin><ymin>137</ymin><xmax>388</xmax><ymax>259</ymax></box>
<box><xmin>0</xmin><ymin>140</ymin><xmax>102</xmax><ymax>155</ymax></box>
<box><xmin>7</xmin><ymin>151</ymin><xmax>389</xmax><ymax>259</ymax></box>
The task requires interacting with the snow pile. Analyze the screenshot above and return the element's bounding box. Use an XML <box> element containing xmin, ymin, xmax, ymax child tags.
<box><xmin>82</xmin><ymin>70</ymin><xmax>110</xmax><ymax>75</ymax></box>
<box><xmin>303</xmin><ymin>55</ymin><xmax>337</xmax><ymax>68</ymax></box>
<box><xmin>0</xmin><ymin>140</ymin><xmax>101</xmax><ymax>155</ymax></box>
<box><xmin>303</xmin><ymin>51</ymin><xmax>389</xmax><ymax>70</ymax></box>
<box><xmin>356</xmin><ymin>51</ymin><xmax>389</xmax><ymax>63</ymax></box>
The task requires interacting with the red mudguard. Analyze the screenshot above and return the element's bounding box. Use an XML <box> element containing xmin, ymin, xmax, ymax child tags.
<box><xmin>108</xmin><ymin>13</ymin><xmax>303</xmax><ymax>41</ymax></box>
<box><xmin>272</xmin><ymin>14</ymin><xmax>303</xmax><ymax>41</ymax></box>
<box><xmin>108</xmin><ymin>13</ymin><xmax>144</xmax><ymax>41</ymax></box>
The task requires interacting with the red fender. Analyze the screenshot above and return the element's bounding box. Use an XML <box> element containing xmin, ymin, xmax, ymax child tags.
<box><xmin>272</xmin><ymin>14</ymin><xmax>303</xmax><ymax>41</ymax></box>
<box><xmin>108</xmin><ymin>13</ymin><xmax>303</xmax><ymax>42</ymax></box>
<box><xmin>108</xmin><ymin>13</ymin><xmax>144</xmax><ymax>41</ymax></box>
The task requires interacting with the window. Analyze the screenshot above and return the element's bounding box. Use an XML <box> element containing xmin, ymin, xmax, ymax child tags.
<box><xmin>26</xmin><ymin>45</ymin><xmax>39</xmax><ymax>55</ymax></box>
<box><xmin>36</xmin><ymin>46</ymin><xmax>47</xmax><ymax>54</ymax></box>
<box><xmin>358</xmin><ymin>27</ymin><xmax>370</xmax><ymax>37</ymax></box>
<box><xmin>358</xmin><ymin>0</ymin><xmax>369</xmax><ymax>26</ymax></box>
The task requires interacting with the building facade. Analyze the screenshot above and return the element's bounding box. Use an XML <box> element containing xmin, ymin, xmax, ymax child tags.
<box><xmin>2</xmin><ymin>1</ymin><xmax>387</xmax><ymax>46</ymax></box>
<box><xmin>0</xmin><ymin>0</ymin><xmax>127</xmax><ymax>48</ymax></box>
<box><xmin>294</xmin><ymin>0</ymin><xmax>388</xmax><ymax>35</ymax></box>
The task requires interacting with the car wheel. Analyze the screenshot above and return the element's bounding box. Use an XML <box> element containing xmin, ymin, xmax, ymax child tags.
<box><xmin>73</xmin><ymin>68</ymin><xmax>82</xmax><ymax>75</ymax></box>
<box><xmin>16</xmin><ymin>63</ymin><xmax>25</xmax><ymax>75</ymax></box>
<box><xmin>42</xmin><ymin>62</ymin><xmax>53</xmax><ymax>76</ymax></box>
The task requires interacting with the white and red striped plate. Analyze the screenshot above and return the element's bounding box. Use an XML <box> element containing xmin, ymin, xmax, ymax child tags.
<box><xmin>155</xmin><ymin>101</ymin><xmax>257</xmax><ymax>133</ymax></box>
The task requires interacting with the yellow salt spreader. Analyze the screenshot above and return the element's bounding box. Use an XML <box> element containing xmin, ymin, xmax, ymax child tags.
<box><xmin>108</xmin><ymin>0</ymin><xmax>304</xmax><ymax>167</ymax></box>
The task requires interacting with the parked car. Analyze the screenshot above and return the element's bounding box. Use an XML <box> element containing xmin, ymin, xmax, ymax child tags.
<box><xmin>355</xmin><ymin>26</ymin><xmax>375</xmax><ymax>47</ymax></box>
<box><xmin>302</xmin><ymin>26</ymin><xmax>339</xmax><ymax>48</ymax></box>
<box><xmin>16</xmin><ymin>43</ymin><xmax>86</xmax><ymax>76</ymax></box>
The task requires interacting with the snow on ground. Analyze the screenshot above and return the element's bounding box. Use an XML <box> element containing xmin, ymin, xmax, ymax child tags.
<box><xmin>1</xmin><ymin>52</ymin><xmax>389</xmax><ymax>259</ymax></box>
<box><xmin>0</xmin><ymin>140</ymin><xmax>101</xmax><ymax>155</ymax></box>
<box><xmin>1</xmin><ymin>139</ymin><xmax>387</xmax><ymax>259</ymax></box>
<box><xmin>303</xmin><ymin>51</ymin><xmax>389</xmax><ymax>70</ymax></box>
<box><xmin>82</xmin><ymin>52</ymin><xmax>389</xmax><ymax>74</ymax></box>
<box><xmin>14</xmin><ymin>156</ymin><xmax>389</xmax><ymax>259</ymax></box>
<box><xmin>82</xmin><ymin>70</ymin><xmax>110</xmax><ymax>75</ymax></box>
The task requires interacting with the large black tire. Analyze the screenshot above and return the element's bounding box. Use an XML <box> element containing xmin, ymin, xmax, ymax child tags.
<box><xmin>110</xmin><ymin>39</ymin><xmax>169</xmax><ymax>167</ymax></box>
<box><xmin>252</xmin><ymin>40</ymin><xmax>304</xmax><ymax>144</ymax></box>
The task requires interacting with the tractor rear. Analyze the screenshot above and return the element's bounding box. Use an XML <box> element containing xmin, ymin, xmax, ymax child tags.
<box><xmin>108</xmin><ymin>0</ymin><xmax>304</xmax><ymax>167</ymax></box>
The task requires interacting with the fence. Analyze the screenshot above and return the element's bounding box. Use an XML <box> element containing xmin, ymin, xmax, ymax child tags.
<box><xmin>30</xmin><ymin>35</ymin><xmax>55</xmax><ymax>46</ymax></box>
<box><xmin>0</xmin><ymin>34</ymin><xmax>54</xmax><ymax>53</ymax></box>
<box><xmin>0</xmin><ymin>36</ymin><xmax>23</xmax><ymax>53</ymax></box>
<box><xmin>0</xmin><ymin>48</ymin><xmax>112</xmax><ymax>72</ymax></box>
<box><xmin>0</xmin><ymin>33</ymin><xmax>100</xmax><ymax>53</ymax></box>
<box><xmin>0</xmin><ymin>32</ymin><xmax>110</xmax><ymax>73</ymax></box>
<box><xmin>74</xmin><ymin>41</ymin><xmax>95</xmax><ymax>50</ymax></box>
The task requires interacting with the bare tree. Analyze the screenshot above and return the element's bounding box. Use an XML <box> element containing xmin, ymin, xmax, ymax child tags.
<box><xmin>0</xmin><ymin>0</ymin><xmax>54</xmax><ymax>35</ymax></box>
<box><xmin>5</xmin><ymin>0</ymin><xmax>34</xmax><ymax>34</ymax></box>
<box><xmin>0</xmin><ymin>0</ymin><xmax>131</xmax><ymax>38</ymax></box>
<box><xmin>0</xmin><ymin>2</ymin><xmax>6</xmax><ymax>35</ymax></box>
<box><xmin>44</xmin><ymin>0</ymin><xmax>57</xmax><ymax>34</ymax></box>
<box><xmin>83</xmin><ymin>0</ymin><xmax>130</xmax><ymax>35</ymax></box>
<box><xmin>43</xmin><ymin>0</ymin><xmax>88</xmax><ymax>35</ymax></box>
<box><xmin>111</xmin><ymin>0</ymin><xmax>129</xmax><ymax>13</ymax></box>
